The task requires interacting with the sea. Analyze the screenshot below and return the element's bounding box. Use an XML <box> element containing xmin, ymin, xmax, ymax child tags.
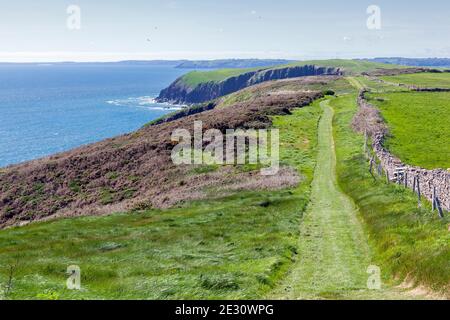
<box><xmin>0</xmin><ymin>63</ymin><xmax>195</xmax><ymax>167</ymax></box>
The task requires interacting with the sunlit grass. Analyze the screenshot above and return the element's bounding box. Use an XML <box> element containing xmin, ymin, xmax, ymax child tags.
<box><xmin>367</xmin><ymin>91</ymin><xmax>450</xmax><ymax>169</ymax></box>
<box><xmin>0</xmin><ymin>98</ymin><xmax>323</xmax><ymax>300</ymax></box>
<box><xmin>332</xmin><ymin>93</ymin><xmax>449</xmax><ymax>297</ymax></box>
<box><xmin>381</xmin><ymin>72</ymin><xmax>450</xmax><ymax>88</ymax></box>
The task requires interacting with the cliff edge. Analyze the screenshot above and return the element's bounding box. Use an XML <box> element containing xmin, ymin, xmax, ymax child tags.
<box><xmin>157</xmin><ymin>65</ymin><xmax>342</xmax><ymax>104</ymax></box>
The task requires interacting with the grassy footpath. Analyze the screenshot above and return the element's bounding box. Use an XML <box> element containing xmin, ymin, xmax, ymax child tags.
<box><xmin>356</xmin><ymin>76</ymin><xmax>408</xmax><ymax>93</ymax></box>
<box><xmin>270</xmin><ymin>100</ymin><xmax>424</xmax><ymax>299</ymax></box>
<box><xmin>270</xmin><ymin>100</ymin><xmax>371</xmax><ymax>299</ymax></box>
<box><xmin>332</xmin><ymin>93</ymin><xmax>449</xmax><ymax>297</ymax></box>
<box><xmin>366</xmin><ymin>91</ymin><xmax>450</xmax><ymax>169</ymax></box>
<box><xmin>0</xmin><ymin>100</ymin><xmax>323</xmax><ymax>300</ymax></box>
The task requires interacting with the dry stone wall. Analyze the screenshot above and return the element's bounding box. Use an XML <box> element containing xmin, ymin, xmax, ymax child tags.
<box><xmin>356</xmin><ymin>90</ymin><xmax>450</xmax><ymax>211</ymax></box>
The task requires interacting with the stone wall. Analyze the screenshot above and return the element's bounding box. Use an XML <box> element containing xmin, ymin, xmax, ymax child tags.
<box><xmin>356</xmin><ymin>90</ymin><xmax>450</xmax><ymax>211</ymax></box>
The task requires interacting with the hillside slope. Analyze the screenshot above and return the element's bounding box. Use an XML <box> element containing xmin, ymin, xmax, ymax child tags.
<box><xmin>0</xmin><ymin>78</ymin><xmax>330</xmax><ymax>228</ymax></box>
<box><xmin>156</xmin><ymin>59</ymin><xmax>410</xmax><ymax>104</ymax></box>
<box><xmin>157</xmin><ymin>64</ymin><xmax>342</xmax><ymax>104</ymax></box>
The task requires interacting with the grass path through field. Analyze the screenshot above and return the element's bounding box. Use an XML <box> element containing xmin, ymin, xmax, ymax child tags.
<box><xmin>346</xmin><ymin>77</ymin><xmax>365</xmax><ymax>90</ymax></box>
<box><xmin>269</xmin><ymin>100</ymin><xmax>423</xmax><ymax>299</ymax></box>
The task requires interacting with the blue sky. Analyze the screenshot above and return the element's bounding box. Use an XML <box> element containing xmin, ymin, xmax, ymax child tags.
<box><xmin>1</xmin><ymin>0</ymin><xmax>449</xmax><ymax>61</ymax></box>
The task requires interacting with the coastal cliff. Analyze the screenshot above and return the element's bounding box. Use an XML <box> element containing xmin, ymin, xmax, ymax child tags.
<box><xmin>157</xmin><ymin>65</ymin><xmax>342</xmax><ymax>104</ymax></box>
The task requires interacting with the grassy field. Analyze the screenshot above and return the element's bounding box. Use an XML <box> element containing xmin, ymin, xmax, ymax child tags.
<box><xmin>180</xmin><ymin>60</ymin><xmax>402</xmax><ymax>87</ymax></box>
<box><xmin>366</xmin><ymin>91</ymin><xmax>450</xmax><ymax>169</ymax></box>
<box><xmin>381</xmin><ymin>72</ymin><xmax>450</xmax><ymax>88</ymax></box>
<box><xmin>286</xmin><ymin>59</ymin><xmax>403</xmax><ymax>75</ymax></box>
<box><xmin>332</xmin><ymin>93</ymin><xmax>449</xmax><ymax>297</ymax></box>
<box><xmin>181</xmin><ymin>68</ymin><xmax>260</xmax><ymax>87</ymax></box>
<box><xmin>356</xmin><ymin>76</ymin><xmax>409</xmax><ymax>92</ymax></box>
<box><xmin>0</xmin><ymin>99</ymin><xmax>324</xmax><ymax>300</ymax></box>
<box><xmin>0</xmin><ymin>191</ymin><xmax>303</xmax><ymax>300</ymax></box>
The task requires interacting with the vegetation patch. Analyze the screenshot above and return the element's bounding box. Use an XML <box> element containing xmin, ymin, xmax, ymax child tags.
<box><xmin>69</xmin><ymin>180</ymin><xmax>82</xmax><ymax>193</ymax></box>
<box><xmin>106</xmin><ymin>172</ymin><xmax>119</xmax><ymax>180</ymax></box>
<box><xmin>189</xmin><ymin>165</ymin><xmax>219</xmax><ymax>175</ymax></box>
<box><xmin>100</xmin><ymin>188</ymin><xmax>115</xmax><ymax>205</ymax></box>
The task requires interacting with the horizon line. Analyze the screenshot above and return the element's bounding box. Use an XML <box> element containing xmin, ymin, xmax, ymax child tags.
<box><xmin>1</xmin><ymin>57</ymin><xmax>450</xmax><ymax>64</ymax></box>
<box><xmin>1</xmin><ymin>51</ymin><xmax>450</xmax><ymax>63</ymax></box>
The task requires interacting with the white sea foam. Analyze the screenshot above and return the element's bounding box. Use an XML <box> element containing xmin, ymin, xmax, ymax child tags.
<box><xmin>106</xmin><ymin>96</ymin><xmax>185</xmax><ymax>110</ymax></box>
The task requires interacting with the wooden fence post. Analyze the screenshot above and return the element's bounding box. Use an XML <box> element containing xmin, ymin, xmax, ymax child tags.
<box><xmin>364</xmin><ymin>129</ymin><xmax>368</xmax><ymax>155</ymax></box>
<box><xmin>404</xmin><ymin>172</ymin><xmax>408</xmax><ymax>188</ymax></box>
<box><xmin>432</xmin><ymin>187</ymin><xmax>436</xmax><ymax>211</ymax></box>
<box><xmin>417</xmin><ymin>176</ymin><xmax>421</xmax><ymax>207</ymax></box>
<box><xmin>433</xmin><ymin>187</ymin><xmax>444</xmax><ymax>219</ymax></box>
<box><xmin>369</xmin><ymin>156</ymin><xmax>376</xmax><ymax>180</ymax></box>
<box><xmin>436</xmin><ymin>197</ymin><xmax>444</xmax><ymax>219</ymax></box>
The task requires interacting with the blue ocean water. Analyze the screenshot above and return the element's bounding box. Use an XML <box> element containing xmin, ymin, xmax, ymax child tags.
<box><xmin>0</xmin><ymin>64</ymin><xmax>192</xmax><ymax>167</ymax></box>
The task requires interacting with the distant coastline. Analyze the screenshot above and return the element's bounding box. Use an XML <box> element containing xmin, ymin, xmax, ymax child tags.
<box><xmin>3</xmin><ymin>57</ymin><xmax>450</xmax><ymax>68</ymax></box>
<box><xmin>0</xmin><ymin>59</ymin><xmax>292</xmax><ymax>69</ymax></box>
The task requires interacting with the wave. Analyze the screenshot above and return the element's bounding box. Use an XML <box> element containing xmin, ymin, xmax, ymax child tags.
<box><xmin>106</xmin><ymin>96</ymin><xmax>186</xmax><ymax>111</ymax></box>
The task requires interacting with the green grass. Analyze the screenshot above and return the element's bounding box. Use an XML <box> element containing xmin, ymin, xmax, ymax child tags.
<box><xmin>332</xmin><ymin>93</ymin><xmax>449</xmax><ymax>297</ymax></box>
<box><xmin>366</xmin><ymin>91</ymin><xmax>450</xmax><ymax>169</ymax></box>
<box><xmin>381</xmin><ymin>72</ymin><xmax>450</xmax><ymax>88</ymax></box>
<box><xmin>0</xmin><ymin>191</ymin><xmax>301</xmax><ymax>300</ymax></box>
<box><xmin>180</xmin><ymin>60</ymin><xmax>402</xmax><ymax>88</ymax></box>
<box><xmin>273</xmin><ymin>99</ymin><xmax>323</xmax><ymax>185</ymax></box>
<box><xmin>0</xmin><ymin>100</ymin><xmax>323</xmax><ymax>300</ymax></box>
<box><xmin>181</xmin><ymin>68</ymin><xmax>261</xmax><ymax>87</ymax></box>
<box><xmin>285</xmin><ymin>59</ymin><xmax>403</xmax><ymax>75</ymax></box>
<box><xmin>271</xmin><ymin>100</ymin><xmax>374</xmax><ymax>299</ymax></box>
<box><xmin>270</xmin><ymin>98</ymin><xmax>425</xmax><ymax>300</ymax></box>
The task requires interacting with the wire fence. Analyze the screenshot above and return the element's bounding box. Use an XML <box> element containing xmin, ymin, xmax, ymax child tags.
<box><xmin>364</xmin><ymin>134</ymin><xmax>446</xmax><ymax>219</ymax></box>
